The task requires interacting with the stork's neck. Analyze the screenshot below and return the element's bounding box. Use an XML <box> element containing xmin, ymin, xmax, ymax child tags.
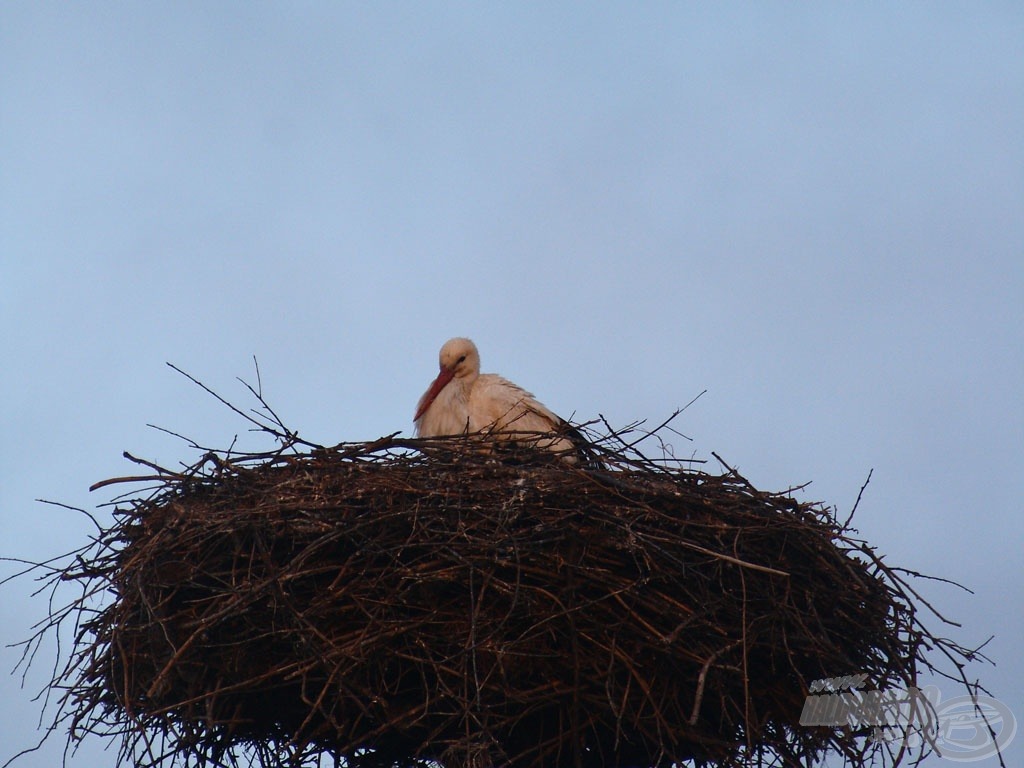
<box><xmin>442</xmin><ymin>371</ymin><xmax>475</xmax><ymax>407</ymax></box>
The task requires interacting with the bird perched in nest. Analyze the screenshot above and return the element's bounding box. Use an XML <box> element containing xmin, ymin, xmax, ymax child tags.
<box><xmin>414</xmin><ymin>337</ymin><xmax>588</xmax><ymax>463</ymax></box>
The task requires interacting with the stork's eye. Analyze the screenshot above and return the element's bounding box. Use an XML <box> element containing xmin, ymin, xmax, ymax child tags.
<box><xmin>456</xmin><ymin>355</ymin><xmax>467</xmax><ymax>364</ymax></box>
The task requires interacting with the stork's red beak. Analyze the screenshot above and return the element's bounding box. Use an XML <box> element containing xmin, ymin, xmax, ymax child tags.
<box><xmin>414</xmin><ymin>366</ymin><xmax>455</xmax><ymax>422</ymax></box>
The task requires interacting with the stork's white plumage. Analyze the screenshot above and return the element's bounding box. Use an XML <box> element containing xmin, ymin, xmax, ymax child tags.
<box><xmin>414</xmin><ymin>337</ymin><xmax>578</xmax><ymax>459</ymax></box>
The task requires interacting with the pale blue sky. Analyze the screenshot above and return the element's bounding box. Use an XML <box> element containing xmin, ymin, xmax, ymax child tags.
<box><xmin>2</xmin><ymin>4</ymin><xmax>1022</xmax><ymax>766</ymax></box>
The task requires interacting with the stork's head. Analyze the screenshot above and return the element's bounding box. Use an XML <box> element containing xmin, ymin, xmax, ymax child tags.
<box><xmin>414</xmin><ymin>337</ymin><xmax>480</xmax><ymax>422</ymax></box>
<box><xmin>437</xmin><ymin>337</ymin><xmax>480</xmax><ymax>380</ymax></box>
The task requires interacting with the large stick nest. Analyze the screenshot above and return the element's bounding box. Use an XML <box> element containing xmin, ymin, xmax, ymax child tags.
<box><xmin>9</xmin><ymin>376</ymin><xmax>993</xmax><ymax>768</ymax></box>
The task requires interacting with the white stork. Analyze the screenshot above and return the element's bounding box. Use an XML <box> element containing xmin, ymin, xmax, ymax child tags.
<box><xmin>414</xmin><ymin>337</ymin><xmax>582</xmax><ymax>461</ymax></box>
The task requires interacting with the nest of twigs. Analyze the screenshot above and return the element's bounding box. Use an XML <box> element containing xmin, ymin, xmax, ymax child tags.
<box><xmin>9</xmin><ymin>375</ymin><xmax>993</xmax><ymax>768</ymax></box>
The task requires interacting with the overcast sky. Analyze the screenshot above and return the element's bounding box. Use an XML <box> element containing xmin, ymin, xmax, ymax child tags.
<box><xmin>2</xmin><ymin>4</ymin><xmax>1021</xmax><ymax>767</ymax></box>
